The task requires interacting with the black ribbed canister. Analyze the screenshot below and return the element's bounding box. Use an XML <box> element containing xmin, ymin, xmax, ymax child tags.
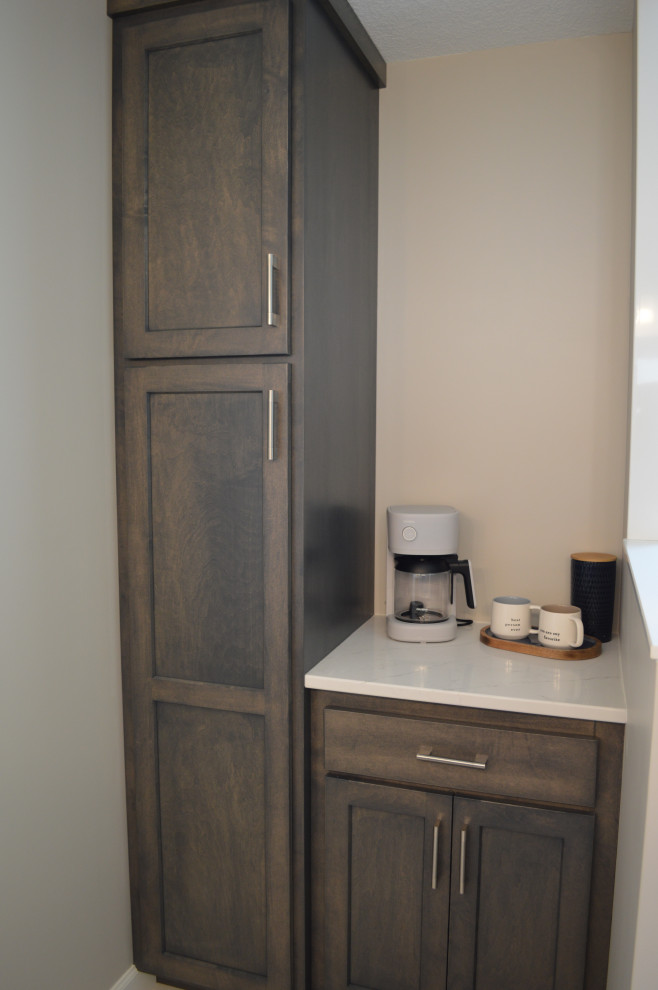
<box><xmin>570</xmin><ymin>553</ymin><xmax>617</xmax><ymax>643</ymax></box>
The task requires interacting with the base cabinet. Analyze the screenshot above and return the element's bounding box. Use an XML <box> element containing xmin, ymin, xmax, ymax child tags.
<box><xmin>312</xmin><ymin>692</ymin><xmax>624</xmax><ymax>990</ymax></box>
<box><xmin>325</xmin><ymin>779</ymin><xmax>594</xmax><ymax>990</ymax></box>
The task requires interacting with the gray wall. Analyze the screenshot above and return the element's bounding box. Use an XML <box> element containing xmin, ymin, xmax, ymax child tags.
<box><xmin>0</xmin><ymin>2</ymin><xmax>132</xmax><ymax>988</ymax></box>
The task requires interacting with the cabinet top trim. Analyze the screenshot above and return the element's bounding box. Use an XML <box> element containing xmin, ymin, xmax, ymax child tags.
<box><xmin>315</xmin><ymin>0</ymin><xmax>386</xmax><ymax>87</ymax></box>
<box><xmin>106</xmin><ymin>0</ymin><xmax>387</xmax><ymax>87</ymax></box>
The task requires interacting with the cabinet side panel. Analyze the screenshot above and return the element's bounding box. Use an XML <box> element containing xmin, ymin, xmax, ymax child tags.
<box><xmin>150</xmin><ymin>391</ymin><xmax>265</xmax><ymax>687</ymax></box>
<box><xmin>301</xmin><ymin>0</ymin><xmax>378</xmax><ymax>669</ymax></box>
<box><xmin>157</xmin><ymin>703</ymin><xmax>267</xmax><ymax>973</ymax></box>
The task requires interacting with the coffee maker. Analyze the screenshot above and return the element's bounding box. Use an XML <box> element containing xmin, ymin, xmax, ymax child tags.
<box><xmin>386</xmin><ymin>505</ymin><xmax>476</xmax><ymax>643</ymax></box>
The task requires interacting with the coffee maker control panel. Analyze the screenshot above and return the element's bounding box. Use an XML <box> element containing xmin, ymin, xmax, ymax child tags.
<box><xmin>388</xmin><ymin>505</ymin><xmax>459</xmax><ymax>556</ymax></box>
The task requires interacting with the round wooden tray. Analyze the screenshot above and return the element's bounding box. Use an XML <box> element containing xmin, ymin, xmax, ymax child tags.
<box><xmin>480</xmin><ymin>626</ymin><xmax>601</xmax><ymax>660</ymax></box>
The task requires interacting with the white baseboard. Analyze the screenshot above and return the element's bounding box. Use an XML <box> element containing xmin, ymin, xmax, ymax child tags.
<box><xmin>109</xmin><ymin>967</ymin><xmax>140</xmax><ymax>990</ymax></box>
<box><xmin>109</xmin><ymin>964</ymin><xmax>177</xmax><ymax>990</ymax></box>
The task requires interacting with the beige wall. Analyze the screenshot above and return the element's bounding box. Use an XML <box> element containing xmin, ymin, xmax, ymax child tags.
<box><xmin>375</xmin><ymin>34</ymin><xmax>633</xmax><ymax>620</ymax></box>
<box><xmin>0</xmin><ymin>2</ymin><xmax>132</xmax><ymax>988</ymax></box>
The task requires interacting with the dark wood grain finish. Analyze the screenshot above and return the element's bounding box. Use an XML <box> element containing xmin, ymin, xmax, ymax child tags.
<box><xmin>150</xmin><ymin>676</ymin><xmax>266</xmax><ymax>715</ymax></box>
<box><xmin>300</xmin><ymin>0</ymin><xmax>378</xmax><ymax>671</ymax></box>
<box><xmin>147</xmin><ymin>35</ymin><xmax>262</xmax><ymax>331</ymax></box>
<box><xmin>350</xmin><ymin>806</ymin><xmax>424</xmax><ymax>988</ymax></box>
<box><xmin>109</xmin><ymin>0</ymin><xmax>257</xmax><ymax>15</ymax></box>
<box><xmin>124</xmin><ymin>364</ymin><xmax>288</xmax><ymax>691</ymax></box>
<box><xmin>111</xmin><ymin>2</ymin><xmax>382</xmax><ymax>987</ymax></box>
<box><xmin>324</xmin><ymin>707</ymin><xmax>599</xmax><ymax>807</ymax></box>
<box><xmin>108</xmin><ymin>0</ymin><xmax>202</xmax><ymax>14</ymax></box>
<box><xmin>312</xmin><ymin>688</ymin><xmax>599</xmax><ymax>736</ymax></box>
<box><xmin>287</xmin><ymin>8</ymin><xmax>381</xmax><ymax>987</ymax></box>
<box><xmin>118</xmin><ymin>1</ymin><xmax>289</xmax><ymax>357</ymax></box>
<box><xmin>448</xmin><ymin>798</ymin><xmax>594</xmax><ymax>990</ymax></box>
<box><xmin>108</xmin><ymin>0</ymin><xmax>387</xmax><ymax>90</ymax></box>
<box><xmin>584</xmin><ymin>720</ymin><xmax>625</xmax><ymax>990</ymax></box>
<box><xmin>149</xmin><ymin>390</ymin><xmax>264</xmax><ymax>687</ymax></box>
<box><xmin>325</xmin><ymin>778</ymin><xmax>451</xmax><ymax>990</ymax></box>
<box><xmin>123</xmin><ymin>362</ymin><xmax>292</xmax><ymax>989</ymax></box>
<box><xmin>314</xmin><ymin>0</ymin><xmax>386</xmax><ymax>86</ymax></box>
<box><xmin>157</xmin><ymin>703</ymin><xmax>267</xmax><ymax>972</ymax></box>
<box><xmin>310</xmin><ymin>691</ymin><xmax>624</xmax><ymax>990</ymax></box>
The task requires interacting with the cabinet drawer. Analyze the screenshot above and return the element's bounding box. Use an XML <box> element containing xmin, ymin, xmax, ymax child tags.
<box><xmin>324</xmin><ymin>708</ymin><xmax>598</xmax><ymax>808</ymax></box>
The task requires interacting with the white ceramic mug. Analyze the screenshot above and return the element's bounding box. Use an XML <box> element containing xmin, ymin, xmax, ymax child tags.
<box><xmin>491</xmin><ymin>596</ymin><xmax>540</xmax><ymax>641</ymax></box>
<box><xmin>537</xmin><ymin>604</ymin><xmax>584</xmax><ymax>649</ymax></box>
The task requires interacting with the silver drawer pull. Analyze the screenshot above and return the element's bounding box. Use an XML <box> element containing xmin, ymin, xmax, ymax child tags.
<box><xmin>267</xmin><ymin>390</ymin><xmax>277</xmax><ymax>461</ymax></box>
<box><xmin>416</xmin><ymin>746</ymin><xmax>488</xmax><ymax>771</ymax></box>
<box><xmin>267</xmin><ymin>253</ymin><xmax>280</xmax><ymax>327</ymax></box>
<box><xmin>459</xmin><ymin>825</ymin><xmax>468</xmax><ymax>895</ymax></box>
<box><xmin>432</xmin><ymin>820</ymin><xmax>440</xmax><ymax>890</ymax></box>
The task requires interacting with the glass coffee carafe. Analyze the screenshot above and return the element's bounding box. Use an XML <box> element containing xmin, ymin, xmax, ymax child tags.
<box><xmin>393</xmin><ymin>555</ymin><xmax>452</xmax><ymax>624</ymax></box>
<box><xmin>393</xmin><ymin>554</ymin><xmax>475</xmax><ymax>624</ymax></box>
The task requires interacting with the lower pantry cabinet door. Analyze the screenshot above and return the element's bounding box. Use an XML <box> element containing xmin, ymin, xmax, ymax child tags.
<box><xmin>324</xmin><ymin>777</ymin><xmax>452</xmax><ymax>990</ymax></box>
<box><xmin>447</xmin><ymin>797</ymin><xmax>595</xmax><ymax>990</ymax></box>
<box><xmin>122</xmin><ymin>362</ymin><xmax>290</xmax><ymax>990</ymax></box>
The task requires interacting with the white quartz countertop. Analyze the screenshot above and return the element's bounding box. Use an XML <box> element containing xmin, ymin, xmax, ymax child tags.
<box><xmin>305</xmin><ymin>616</ymin><xmax>627</xmax><ymax>723</ymax></box>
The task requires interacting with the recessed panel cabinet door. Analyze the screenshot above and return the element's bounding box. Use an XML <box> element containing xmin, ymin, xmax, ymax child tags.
<box><xmin>447</xmin><ymin>798</ymin><xmax>595</xmax><ymax>990</ymax></box>
<box><xmin>123</xmin><ymin>363</ymin><xmax>290</xmax><ymax>990</ymax></box>
<box><xmin>324</xmin><ymin>778</ymin><xmax>452</xmax><ymax>990</ymax></box>
<box><xmin>118</xmin><ymin>0</ymin><xmax>289</xmax><ymax>357</ymax></box>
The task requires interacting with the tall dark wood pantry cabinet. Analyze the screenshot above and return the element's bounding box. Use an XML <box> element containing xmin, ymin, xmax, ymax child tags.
<box><xmin>107</xmin><ymin>2</ymin><xmax>384</xmax><ymax>989</ymax></box>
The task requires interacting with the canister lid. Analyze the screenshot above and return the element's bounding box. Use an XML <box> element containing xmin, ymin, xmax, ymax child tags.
<box><xmin>571</xmin><ymin>552</ymin><xmax>617</xmax><ymax>563</ymax></box>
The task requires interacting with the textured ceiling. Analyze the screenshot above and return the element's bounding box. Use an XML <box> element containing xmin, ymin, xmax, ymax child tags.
<box><xmin>348</xmin><ymin>0</ymin><xmax>636</xmax><ymax>62</ymax></box>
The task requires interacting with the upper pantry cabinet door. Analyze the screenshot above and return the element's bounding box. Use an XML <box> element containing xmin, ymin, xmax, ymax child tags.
<box><xmin>117</xmin><ymin>1</ymin><xmax>289</xmax><ymax>358</ymax></box>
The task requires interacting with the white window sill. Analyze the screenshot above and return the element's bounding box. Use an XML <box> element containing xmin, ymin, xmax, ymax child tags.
<box><xmin>624</xmin><ymin>540</ymin><xmax>658</xmax><ymax>659</ymax></box>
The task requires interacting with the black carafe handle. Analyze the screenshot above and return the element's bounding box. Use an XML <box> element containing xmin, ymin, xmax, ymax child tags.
<box><xmin>449</xmin><ymin>559</ymin><xmax>476</xmax><ymax>610</ymax></box>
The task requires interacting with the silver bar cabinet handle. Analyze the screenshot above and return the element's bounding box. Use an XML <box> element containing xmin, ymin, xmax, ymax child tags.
<box><xmin>416</xmin><ymin>746</ymin><xmax>489</xmax><ymax>771</ymax></box>
<box><xmin>267</xmin><ymin>253</ymin><xmax>280</xmax><ymax>327</ymax></box>
<box><xmin>432</xmin><ymin>820</ymin><xmax>440</xmax><ymax>890</ymax></box>
<box><xmin>459</xmin><ymin>826</ymin><xmax>467</xmax><ymax>895</ymax></box>
<box><xmin>267</xmin><ymin>390</ymin><xmax>276</xmax><ymax>461</ymax></box>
